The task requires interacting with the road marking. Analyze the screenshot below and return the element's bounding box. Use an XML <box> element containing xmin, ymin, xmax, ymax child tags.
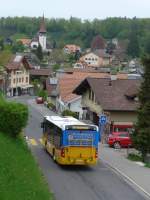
<box><xmin>29</xmin><ymin>138</ymin><xmax>38</xmax><ymax>146</ymax></box>
<box><xmin>135</xmin><ymin>161</ymin><xmax>145</xmax><ymax>167</ymax></box>
<box><xmin>39</xmin><ymin>138</ymin><xmax>44</xmax><ymax>145</ymax></box>
<box><xmin>101</xmin><ymin>159</ymin><xmax>150</xmax><ymax>199</ymax></box>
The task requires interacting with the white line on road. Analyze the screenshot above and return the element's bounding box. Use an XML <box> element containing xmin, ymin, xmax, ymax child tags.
<box><xmin>101</xmin><ymin>159</ymin><xmax>150</xmax><ymax>199</ymax></box>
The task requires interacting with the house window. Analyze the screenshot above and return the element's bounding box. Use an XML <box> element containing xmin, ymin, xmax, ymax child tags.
<box><xmin>19</xmin><ymin>78</ymin><xmax>21</xmax><ymax>83</ymax></box>
<box><xmin>22</xmin><ymin>77</ymin><xmax>24</xmax><ymax>82</ymax></box>
<box><xmin>26</xmin><ymin>77</ymin><xmax>28</xmax><ymax>83</ymax></box>
<box><xmin>13</xmin><ymin>79</ymin><xmax>15</xmax><ymax>84</ymax></box>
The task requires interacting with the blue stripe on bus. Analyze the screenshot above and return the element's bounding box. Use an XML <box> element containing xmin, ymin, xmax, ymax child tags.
<box><xmin>62</xmin><ymin>130</ymin><xmax>99</xmax><ymax>147</ymax></box>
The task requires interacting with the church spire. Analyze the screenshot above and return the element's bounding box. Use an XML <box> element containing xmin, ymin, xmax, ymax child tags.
<box><xmin>39</xmin><ymin>14</ymin><xmax>46</xmax><ymax>33</ymax></box>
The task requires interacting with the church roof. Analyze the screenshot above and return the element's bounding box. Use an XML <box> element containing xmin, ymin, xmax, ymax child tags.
<box><xmin>39</xmin><ymin>15</ymin><xmax>46</xmax><ymax>33</ymax></box>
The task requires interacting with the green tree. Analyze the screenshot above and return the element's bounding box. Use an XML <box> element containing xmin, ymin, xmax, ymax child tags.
<box><xmin>127</xmin><ymin>19</ymin><xmax>140</xmax><ymax>58</ymax></box>
<box><xmin>142</xmin><ymin>33</ymin><xmax>150</xmax><ymax>54</ymax></box>
<box><xmin>106</xmin><ymin>41</ymin><xmax>116</xmax><ymax>54</ymax></box>
<box><xmin>35</xmin><ymin>44</ymin><xmax>43</xmax><ymax>61</ymax></box>
<box><xmin>12</xmin><ymin>41</ymin><xmax>25</xmax><ymax>53</ymax></box>
<box><xmin>0</xmin><ymin>38</ymin><xmax>4</xmax><ymax>51</ymax></box>
<box><xmin>62</xmin><ymin>109</ymin><xmax>78</xmax><ymax>118</ymax></box>
<box><xmin>74</xmin><ymin>50</ymin><xmax>81</xmax><ymax>61</ymax></box>
<box><xmin>132</xmin><ymin>55</ymin><xmax>150</xmax><ymax>161</ymax></box>
<box><xmin>37</xmin><ymin>89</ymin><xmax>48</xmax><ymax>101</ymax></box>
<box><xmin>49</xmin><ymin>49</ymin><xmax>67</xmax><ymax>64</ymax></box>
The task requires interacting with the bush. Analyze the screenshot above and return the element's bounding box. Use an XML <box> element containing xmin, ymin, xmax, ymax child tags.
<box><xmin>127</xmin><ymin>153</ymin><xmax>142</xmax><ymax>161</ymax></box>
<box><xmin>0</xmin><ymin>101</ymin><xmax>28</xmax><ymax>137</ymax></box>
<box><xmin>47</xmin><ymin>102</ymin><xmax>55</xmax><ymax>109</ymax></box>
<box><xmin>37</xmin><ymin>90</ymin><xmax>48</xmax><ymax>101</ymax></box>
<box><xmin>0</xmin><ymin>90</ymin><xmax>5</xmax><ymax>101</ymax></box>
<box><xmin>62</xmin><ymin>109</ymin><xmax>78</xmax><ymax>118</ymax></box>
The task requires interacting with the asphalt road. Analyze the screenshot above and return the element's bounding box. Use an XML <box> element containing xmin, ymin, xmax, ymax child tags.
<box><xmin>12</xmin><ymin>96</ymin><xmax>148</xmax><ymax>200</ymax></box>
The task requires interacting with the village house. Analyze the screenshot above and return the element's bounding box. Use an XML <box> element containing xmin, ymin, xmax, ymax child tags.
<box><xmin>45</xmin><ymin>77</ymin><xmax>58</xmax><ymax>105</ymax></box>
<box><xmin>46</xmin><ymin>68</ymin><xmax>129</xmax><ymax>119</ymax></box>
<box><xmin>73</xmin><ymin>61</ymin><xmax>88</xmax><ymax>69</ymax></box>
<box><xmin>73</xmin><ymin>77</ymin><xmax>140</xmax><ymax>125</ymax></box>
<box><xmin>79</xmin><ymin>49</ymin><xmax>112</xmax><ymax>68</ymax></box>
<box><xmin>6</xmin><ymin>54</ymin><xmax>33</xmax><ymax>96</ymax></box>
<box><xmin>17</xmin><ymin>39</ymin><xmax>31</xmax><ymax>48</ymax></box>
<box><xmin>30</xmin><ymin>68</ymin><xmax>52</xmax><ymax>81</ymax></box>
<box><xmin>55</xmin><ymin>71</ymin><xmax>111</xmax><ymax>119</ymax></box>
<box><xmin>63</xmin><ymin>44</ymin><xmax>81</xmax><ymax>54</ymax></box>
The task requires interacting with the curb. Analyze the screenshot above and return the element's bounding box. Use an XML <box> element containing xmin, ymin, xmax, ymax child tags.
<box><xmin>100</xmin><ymin>158</ymin><xmax>150</xmax><ymax>199</ymax></box>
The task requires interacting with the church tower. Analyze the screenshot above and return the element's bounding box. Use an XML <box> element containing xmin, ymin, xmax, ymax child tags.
<box><xmin>38</xmin><ymin>15</ymin><xmax>47</xmax><ymax>51</ymax></box>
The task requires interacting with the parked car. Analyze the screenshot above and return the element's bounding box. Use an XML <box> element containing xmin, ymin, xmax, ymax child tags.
<box><xmin>36</xmin><ymin>97</ymin><xmax>44</xmax><ymax>104</ymax></box>
<box><xmin>107</xmin><ymin>132</ymin><xmax>132</xmax><ymax>148</ymax></box>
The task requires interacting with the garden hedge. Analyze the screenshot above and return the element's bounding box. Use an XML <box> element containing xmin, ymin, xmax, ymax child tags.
<box><xmin>0</xmin><ymin>101</ymin><xmax>28</xmax><ymax>137</ymax></box>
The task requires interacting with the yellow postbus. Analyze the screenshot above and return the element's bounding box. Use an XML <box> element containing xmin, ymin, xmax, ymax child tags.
<box><xmin>41</xmin><ymin>116</ymin><xmax>100</xmax><ymax>165</ymax></box>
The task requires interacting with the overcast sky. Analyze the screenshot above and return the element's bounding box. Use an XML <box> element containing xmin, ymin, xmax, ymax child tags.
<box><xmin>0</xmin><ymin>0</ymin><xmax>149</xmax><ymax>20</ymax></box>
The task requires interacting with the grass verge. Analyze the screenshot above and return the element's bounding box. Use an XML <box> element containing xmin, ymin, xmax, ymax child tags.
<box><xmin>127</xmin><ymin>153</ymin><xmax>142</xmax><ymax>162</ymax></box>
<box><xmin>128</xmin><ymin>153</ymin><xmax>150</xmax><ymax>168</ymax></box>
<box><xmin>0</xmin><ymin>132</ymin><xmax>53</xmax><ymax>200</ymax></box>
<box><xmin>145</xmin><ymin>163</ymin><xmax>150</xmax><ymax>168</ymax></box>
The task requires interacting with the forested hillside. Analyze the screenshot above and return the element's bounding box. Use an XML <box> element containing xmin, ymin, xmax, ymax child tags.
<box><xmin>0</xmin><ymin>16</ymin><xmax>150</xmax><ymax>55</ymax></box>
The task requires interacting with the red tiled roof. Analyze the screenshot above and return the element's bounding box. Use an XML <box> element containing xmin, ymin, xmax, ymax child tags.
<box><xmin>58</xmin><ymin>72</ymin><xmax>111</xmax><ymax>103</ymax></box>
<box><xmin>30</xmin><ymin>68</ymin><xmax>52</xmax><ymax>76</ymax></box>
<box><xmin>6</xmin><ymin>55</ymin><xmax>31</xmax><ymax>71</ymax></box>
<box><xmin>58</xmin><ymin>71</ymin><xmax>129</xmax><ymax>103</ymax></box>
<box><xmin>17</xmin><ymin>39</ymin><xmax>31</xmax><ymax>45</ymax></box>
<box><xmin>64</xmin><ymin>44</ymin><xmax>80</xmax><ymax>53</ymax></box>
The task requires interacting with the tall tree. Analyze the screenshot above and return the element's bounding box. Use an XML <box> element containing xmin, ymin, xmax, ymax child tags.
<box><xmin>35</xmin><ymin>44</ymin><xmax>43</xmax><ymax>61</ymax></box>
<box><xmin>127</xmin><ymin>18</ymin><xmax>140</xmax><ymax>58</ymax></box>
<box><xmin>132</xmin><ymin>55</ymin><xmax>150</xmax><ymax>161</ymax></box>
<box><xmin>12</xmin><ymin>41</ymin><xmax>25</xmax><ymax>53</ymax></box>
<box><xmin>0</xmin><ymin>38</ymin><xmax>4</xmax><ymax>51</ymax></box>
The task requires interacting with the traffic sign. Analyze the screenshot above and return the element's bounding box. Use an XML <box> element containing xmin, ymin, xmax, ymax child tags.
<box><xmin>99</xmin><ymin>114</ymin><xmax>107</xmax><ymax>125</ymax></box>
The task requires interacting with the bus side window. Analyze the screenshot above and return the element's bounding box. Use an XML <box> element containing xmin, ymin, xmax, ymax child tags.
<box><xmin>47</xmin><ymin>123</ymin><xmax>54</xmax><ymax>143</ymax></box>
<box><xmin>41</xmin><ymin>122</ymin><xmax>47</xmax><ymax>133</ymax></box>
<box><xmin>54</xmin><ymin>127</ymin><xmax>61</xmax><ymax>148</ymax></box>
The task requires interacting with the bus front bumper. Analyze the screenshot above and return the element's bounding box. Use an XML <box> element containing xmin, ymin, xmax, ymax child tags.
<box><xmin>58</xmin><ymin>157</ymin><xmax>97</xmax><ymax>165</ymax></box>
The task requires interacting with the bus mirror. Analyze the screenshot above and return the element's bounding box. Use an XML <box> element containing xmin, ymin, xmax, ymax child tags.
<box><xmin>41</xmin><ymin>122</ymin><xmax>44</xmax><ymax>128</ymax></box>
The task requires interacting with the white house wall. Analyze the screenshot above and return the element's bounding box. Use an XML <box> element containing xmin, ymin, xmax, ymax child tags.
<box><xmin>39</xmin><ymin>35</ymin><xmax>46</xmax><ymax>50</ymax></box>
<box><xmin>56</xmin><ymin>96</ymin><xmax>83</xmax><ymax>119</ymax></box>
<box><xmin>30</xmin><ymin>41</ymin><xmax>39</xmax><ymax>49</ymax></box>
<box><xmin>9</xmin><ymin>66</ymin><xmax>29</xmax><ymax>89</ymax></box>
<box><xmin>69</xmin><ymin>98</ymin><xmax>83</xmax><ymax>119</ymax></box>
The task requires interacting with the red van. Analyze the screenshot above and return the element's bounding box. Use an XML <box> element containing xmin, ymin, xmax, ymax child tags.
<box><xmin>36</xmin><ymin>97</ymin><xmax>44</xmax><ymax>104</ymax></box>
<box><xmin>107</xmin><ymin>122</ymin><xmax>133</xmax><ymax>148</ymax></box>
